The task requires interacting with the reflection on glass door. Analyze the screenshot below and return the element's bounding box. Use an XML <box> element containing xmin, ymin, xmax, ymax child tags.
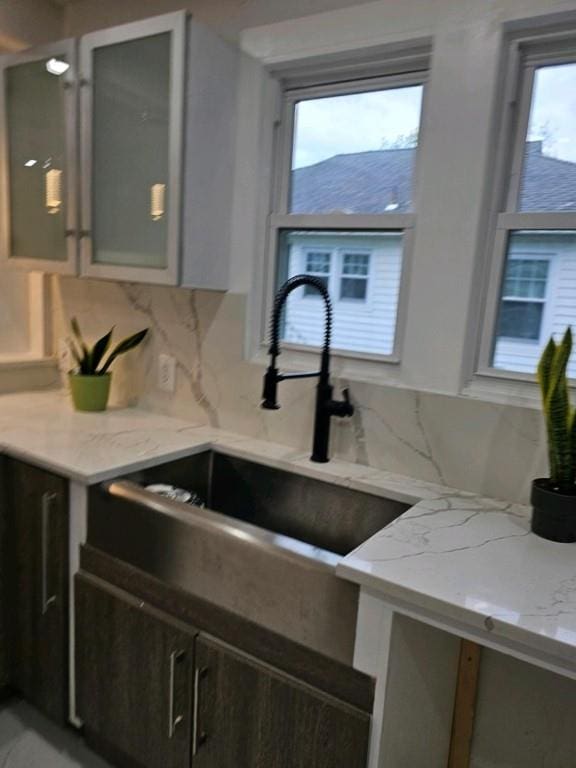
<box><xmin>4</xmin><ymin>54</ymin><xmax>71</xmax><ymax>262</ymax></box>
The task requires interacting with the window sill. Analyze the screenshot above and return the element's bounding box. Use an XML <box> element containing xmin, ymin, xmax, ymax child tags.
<box><xmin>251</xmin><ymin>342</ymin><xmax>403</xmax><ymax>387</ymax></box>
<box><xmin>462</xmin><ymin>371</ymin><xmax>543</xmax><ymax>410</ymax></box>
<box><xmin>0</xmin><ymin>356</ymin><xmax>59</xmax><ymax>394</ymax></box>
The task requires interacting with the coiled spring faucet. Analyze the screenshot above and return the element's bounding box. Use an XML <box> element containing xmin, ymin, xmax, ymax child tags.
<box><xmin>261</xmin><ymin>274</ymin><xmax>354</xmax><ymax>463</ymax></box>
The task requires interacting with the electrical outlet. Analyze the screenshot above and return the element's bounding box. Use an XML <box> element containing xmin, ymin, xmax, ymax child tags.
<box><xmin>58</xmin><ymin>338</ymin><xmax>72</xmax><ymax>373</ymax></box>
<box><xmin>158</xmin><ymin>353</ymin><xmax>176</xmax><ymax>393</ymax></box>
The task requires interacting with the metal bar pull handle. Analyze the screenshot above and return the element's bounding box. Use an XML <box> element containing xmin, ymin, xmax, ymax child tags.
<box><xmin>168</xmin><ymin>650</ymin><xmax>186</xmax><ymax>739</ymax></box>
<box><xmin>41</xmin><ymin>492</ymin><xmax>58</xmax><ymax>616</ymax></box>
<box><xmin>192</xmin><ymin>666</ymin><xmax>208</xmax><ymax>756</ymax></box>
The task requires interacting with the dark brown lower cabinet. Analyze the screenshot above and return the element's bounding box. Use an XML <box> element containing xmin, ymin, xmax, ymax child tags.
<box><xmin>4</xmin><ymin>457</ymin><xmax>69</xmax><ymax>722</ymax></box>
<box><xmin>76</xmin><ymin>574</ymin><xmax>370</xmax><ymax>768</ymax></box>
<box><xmin>193</xmin><ymin>635</ymin><xmax>370</xmax><ymax>768</ymax></box>
<box><xmin>76</xmin><ymin>574</ymin><xmax>196</xmax><ymax>768</ymax></box>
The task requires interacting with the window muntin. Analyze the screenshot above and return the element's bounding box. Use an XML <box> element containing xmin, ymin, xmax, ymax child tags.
<box><xmin>271</xmin><ymin>69</ymin><xmax>425</xmax><ymax>361</ymax></box>
<box><xmin>481</xmin><ymin>41</ymin><xmax>576</xmax><ymax>380</ymax></box>
<box><xmin>289</xmin><ymin>85</ymin><xmax>423</xmax><ymax>215</ymax></box>
<box><xmin>340</xmin><ymin>252</ymin><xmax>370</xmax><ymax>300</ymax></box>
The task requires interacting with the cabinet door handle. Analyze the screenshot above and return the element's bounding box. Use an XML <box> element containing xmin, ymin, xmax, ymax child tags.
<box><xmin>168</xmin><ymin>650</ymin><xmax>186</xmax><ymax>739</ymax></box>
<box><xmin>192</xmin><ymin>666</ymin><xmax>208</xmax><ymax>755</ymax></box>
<box><xmin>41</xmin><ymin>492</ymin><xmax>58</xmax><ymax>615</ymax></box>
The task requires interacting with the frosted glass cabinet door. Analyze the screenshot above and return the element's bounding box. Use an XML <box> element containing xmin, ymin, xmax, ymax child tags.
<box><xmin>0</xmin><ymin>42</ymin><xmax>77</xmax><ymax>273</ymax></box>
<box><xmin>80</xmin><ymin>13</ymin><xmax>185</xmax><ymax>285</ymax></box>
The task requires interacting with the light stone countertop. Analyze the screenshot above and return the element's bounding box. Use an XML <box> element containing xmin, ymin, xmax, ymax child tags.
<box><xmin>0</xmin><ymin>389</ymin><xmax>574</xmax><ymax>677</ymax></box>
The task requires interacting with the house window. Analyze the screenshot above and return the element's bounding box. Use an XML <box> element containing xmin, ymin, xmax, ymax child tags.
<box><xmin>496</xmin><ymin>258</ymin><xmax>549</xmax><ymax>341</ymax></box>
<box><xmin>340</xmin><ymin>253</ymin><xmax>370</xmax><ymax>300</ymax></box>
<box><xmin>271</xmin><ymin>63</ymin><xmax>426</xmax><ymax>358</ymax></box>
<box><xmin>303</xmin><ymin>250</ymin><xmax>331</xmax><ymax>296</ymax></box>
<box><xmin>480</xmin><ymin>38</ymin><xmax>576</xmax><ymax>379</ymax></box>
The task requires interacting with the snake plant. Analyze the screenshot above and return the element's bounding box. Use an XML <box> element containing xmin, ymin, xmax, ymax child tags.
<box><xmin>537</xmin><ymin>327</ymin><xmax>576</xmax><ymax>492</ymax></box>
<box><xmin>68</xmin><ymin>317</ymin><xmax>149</xmax><ymax>376</ymax></box>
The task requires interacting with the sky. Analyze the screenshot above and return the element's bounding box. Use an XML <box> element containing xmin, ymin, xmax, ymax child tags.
<box><xmin>292</xmin><ymin>85</ymin><xmax>423</xmax><ymax>169</ymax></box>
<box><xmin>291</xmin><ymin>62</ymin><xmax>576</xmax><ymax>170</ymax></box>
<box><xmin>528</xmin><ymin>62</ymin><xmax>576</xmax><ymax>163</ymax></box>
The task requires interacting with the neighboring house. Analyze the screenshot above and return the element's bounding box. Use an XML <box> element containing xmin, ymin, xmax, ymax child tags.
<box><xmin>281</xmin><ymin>141</ymin><xmax>576</xmax><ymax>372</ymax></box>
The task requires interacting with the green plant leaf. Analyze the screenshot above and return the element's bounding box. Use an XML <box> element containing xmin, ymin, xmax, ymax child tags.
<box><xmin>100</xmin><ymin>328</ymin><xmax>149</xmax><ymax>374</ymax></box>
<box><xmin>544</xmin><ymin>328</ymin><xmax>573</xmax><ymax>488</ymax></box>
<box><xmin>70</xmin><ymin>316</ymin><xmax>91</xmax><ymax>372</ymax></box>
<box><xmin>91</xmin><ymin>327</ymin><xmax>114</xmax><ymax>375</ymax></box>
<box><xmin>537</xmin><ymin>336</ymin><xmax>556</xmax><ymax>404</ymax></box>
<box><xmin>67</xmin><ymin>338</ymin><xmax>85</xmax><ymax>373</ymax></box>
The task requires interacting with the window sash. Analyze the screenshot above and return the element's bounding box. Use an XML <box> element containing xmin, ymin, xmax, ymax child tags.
<box><xmin>265</xmin><ymin>65</ymin><xmax>425</xmax><ymax>364</ymax></box>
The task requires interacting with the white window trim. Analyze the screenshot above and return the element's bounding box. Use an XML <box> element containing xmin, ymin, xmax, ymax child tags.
<box><xmin>474</xmin><ymin>32</ymin><xmax>576</xmax><ymax>388</ymax></box>
<box><xmin>256</xmin><ymin>65</ymin><xmax>427</xmax><ymax>371</ymax></box>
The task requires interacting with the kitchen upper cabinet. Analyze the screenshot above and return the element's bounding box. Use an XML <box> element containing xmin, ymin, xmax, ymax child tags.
<box><xmin>4</xmin><ymin>457</ymin><xmax>69</xmax><ymax>723</ymax></box>
<box><xmin>193</xmin><ymin>635</ymin><xmax>370</xmax><ymax>768</ymax></box>
<box><xmin>76</xmin><ymin>574</ymin><xmax>196</xmax><ymax>768</ymax></box>
<box><xmin>0</xmin><ymin>12</ymin><xmax>238</xmax><ymax>288</ymax></box>
<box><xmin>79</xmin><ymin>14</ymin><xmax>183</xmax><ymax>285</ymax></box>
<box><xmin>0</xmin><ymin>41</ymin><xmax>78</xmax><ymax>273</ymax></box>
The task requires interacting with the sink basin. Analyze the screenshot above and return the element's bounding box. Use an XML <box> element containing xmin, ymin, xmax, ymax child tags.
<box><xmin>124</xmin><ymin>450</ymin><xmax>409</xmax><ymax>557</ymax></box>
<box><xmin>87</xmin><ymin>449</ymin><xmax>411</xmax><ymax>664</ymax></box>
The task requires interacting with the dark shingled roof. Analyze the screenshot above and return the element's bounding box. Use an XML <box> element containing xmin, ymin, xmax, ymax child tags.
<box><xmin>291</xmin><ymin>141</ymin><xmax>576</xmax><ymax>214</ymax></box>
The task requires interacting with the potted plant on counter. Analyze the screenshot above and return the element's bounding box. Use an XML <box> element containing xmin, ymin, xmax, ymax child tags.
<box><xmin>67</xmin><ymin>317</ymin><xmax>149</xmax><ymax>412</ymax></box>
<box><xmin>532</xmin><ymin>327</ymin><xmax>576</xmax><ymax>542</ymax></box>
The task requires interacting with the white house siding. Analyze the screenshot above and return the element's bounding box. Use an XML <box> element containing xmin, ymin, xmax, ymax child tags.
<box><xmin>280</xmin><ymin>232</ymin><xmax>403</xmax><ymax>356</ymax></box>
<box><xmin>493</xmin><ymin>232</ymin><xmax>576</xmax><ymax>378</ymax></box>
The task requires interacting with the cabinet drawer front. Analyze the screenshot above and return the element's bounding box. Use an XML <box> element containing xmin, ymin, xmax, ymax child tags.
<box><xmin>193</xmin><ymin>635</ymin><xmax>370</xmax><ymax>768</ymax></box>
<box><xmin>76</xmin><ymin>574</ymin><xmax>195</xmax><ymax>768</ymax></box>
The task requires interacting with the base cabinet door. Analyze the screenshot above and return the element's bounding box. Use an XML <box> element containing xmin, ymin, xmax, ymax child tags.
<box><xmin>193</xmin><ymin>634</ymin><xmax>370</xmax><ymax>768</ymax></box>
<box><xmin>76</xmin><ymin>574</ymin><xmax>195</xmax><ymax>768</ymax></box>
<box><xmin>5</xmin><ymin>457</ymin><xmax>69</xmax><ymax>722</ymax></box>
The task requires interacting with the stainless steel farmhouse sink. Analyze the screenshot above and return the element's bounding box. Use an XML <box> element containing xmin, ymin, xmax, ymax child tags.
<box><xmin>87</xmin><ymin>450</ymin><xmax>410</xmax><ymax>664</ymax></box>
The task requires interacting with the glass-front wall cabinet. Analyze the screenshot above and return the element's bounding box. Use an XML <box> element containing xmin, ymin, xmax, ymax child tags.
<box><xmin>0</xmin><ymin>12</ymin><xmax>236</xmax><ymax>288</ymax></box>
<box><xmin>0</xmin><ymin>42</ymin><xmax>77</xmax><ymax>272</ymax></box>
<box><xmin>80</xmin><ymin>13</ymin><xmax>185</xmax><ymax>285</ymax></box>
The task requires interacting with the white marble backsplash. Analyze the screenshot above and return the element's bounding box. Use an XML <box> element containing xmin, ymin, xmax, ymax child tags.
<box><xmin>52</xmin><ymin>275</ymin><xmax>547</xmax><ymax>504</ymax></box>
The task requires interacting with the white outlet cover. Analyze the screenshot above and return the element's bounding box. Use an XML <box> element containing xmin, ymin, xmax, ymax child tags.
<box><xmin>158</xmin><ymin>353</ymin><xmax>176</xmax><ymax>393</ymax></box>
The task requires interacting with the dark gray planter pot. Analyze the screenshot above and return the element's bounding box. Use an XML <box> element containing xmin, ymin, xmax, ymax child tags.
<box><xmin>531</xmin><ymin>479</ymin><xmax>576</xmax><ymax>543</ymax></box>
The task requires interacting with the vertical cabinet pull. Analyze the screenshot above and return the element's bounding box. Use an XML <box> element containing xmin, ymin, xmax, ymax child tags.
<box><xmin>168</xmin><ymin>650</ymin><xmax>186</xmax><ymax>739</ymax></box>
<box><xmin>192</xmin><ymin>666</ymin><xmax>208</xmax><ymax>756</ymax></box>
<box><xmin>41</xmin><ymin>492</ymin><xmax>58</xmax><ymax>615</ymax></box>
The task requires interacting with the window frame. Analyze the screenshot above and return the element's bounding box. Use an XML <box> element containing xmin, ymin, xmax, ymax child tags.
<box><xmin>477</xmin><ymin>33</ymin><xmax>576</xmax><ymax>384</ymax></box>
<box><xmin>264</xmin><ymin>67</ymin><xmax>427</xmax><ymax>364</ymax></box>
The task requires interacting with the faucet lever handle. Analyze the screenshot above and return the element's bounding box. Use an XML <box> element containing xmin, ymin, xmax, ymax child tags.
<box><xmin>332</xmin><ymin>387</ymin><xmax>354</xmax><ymax>418</ymax></box>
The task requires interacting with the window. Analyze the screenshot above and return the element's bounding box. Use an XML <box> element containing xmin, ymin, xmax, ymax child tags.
<box><xmin>340</xmin><ymin>253</ymin><xmax>370</xmax><ymax>300</ymax></box>
<box><xmin>481</xmin><ymin>38</ymin><xmax>576</xmax><ymax>379</ymax></box>
<box><xmin>271</xmin><ymin>66</ymin><xmax>426</xmax><ymax>358</ymax></box>
<box><xmin>303</xmin><ymin>250</ymin><xmax>331</xmax><ymax>295</ymax></box>
<box><xmin>0</xmin><ymin>272</ymin><xmax>33</xmax><ymax>357</ymax></box>
<box><xmin>496</xmin><ymin>257</ymin><xmax>549</xmax><ymax>341</ymax></box>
